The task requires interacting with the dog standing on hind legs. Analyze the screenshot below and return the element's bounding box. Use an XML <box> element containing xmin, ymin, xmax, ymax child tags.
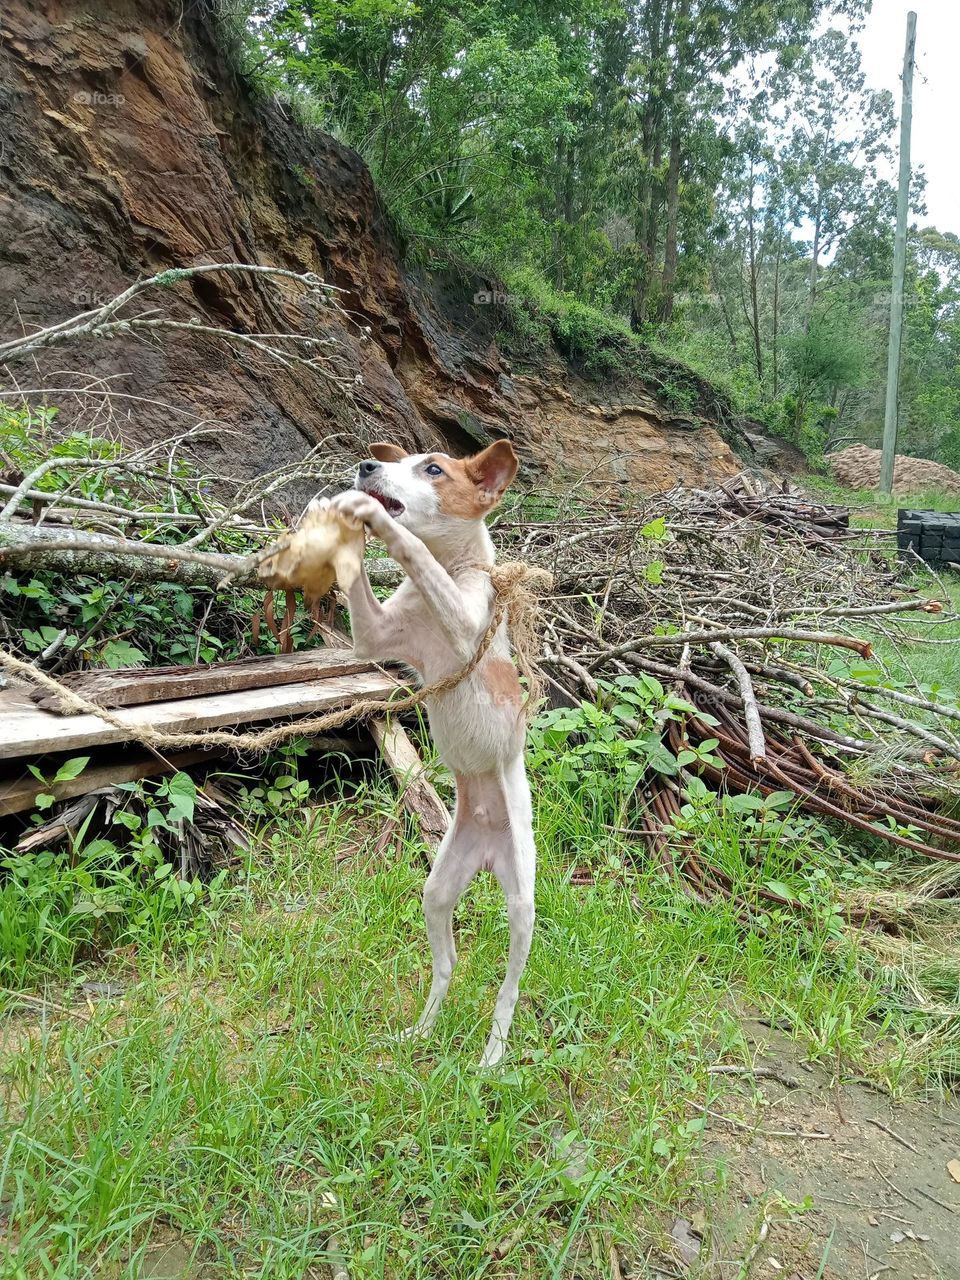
<box><xmin>327</xmin><ymin>439</ymin><xmax>535</xmax><ymax>1068</ymax></box>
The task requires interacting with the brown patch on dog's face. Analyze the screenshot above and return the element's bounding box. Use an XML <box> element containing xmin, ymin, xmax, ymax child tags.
<box><xmin>483</xmin><ymin>657</ymin><xmax>522</xmax><ymax>706</ymax></box>
<box><xmin>431</xmin><ymin>456</ymin><xmax>489</xmax><ymax>518</ymax></box>
<box><xmin>368</xmin><ymin>441</ymin><xmax>408</xmax><ymax>463</ymax></box>
<box><xmin>423</xmin><ymin>441</ymin><xmax>519</xmax><ymax>519</ymax></box>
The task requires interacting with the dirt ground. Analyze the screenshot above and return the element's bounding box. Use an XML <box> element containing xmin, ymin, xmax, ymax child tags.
<box><xmin>658</xmin><ymin>1017</ymin><xmax>960</xmax><ymax>1280</ymax></box>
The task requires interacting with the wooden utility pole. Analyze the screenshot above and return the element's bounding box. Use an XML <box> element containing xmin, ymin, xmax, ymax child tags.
<box><xmin>879</xmin><ymin>10</ymin><xmax>917</xmax><ymax>496</ymax></box>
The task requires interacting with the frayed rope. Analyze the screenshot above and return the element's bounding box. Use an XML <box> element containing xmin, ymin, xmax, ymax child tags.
<box><xmin>0</xmin><ymin>561</ymin><xmax>553</xmax><ymax>754</ymax></box>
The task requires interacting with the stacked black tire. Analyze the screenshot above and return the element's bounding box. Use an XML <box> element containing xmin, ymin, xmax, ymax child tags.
<box><xmin>897</xmin><ymin>509</ymin><xmax>960</xmax><ymax>568</ymax></box>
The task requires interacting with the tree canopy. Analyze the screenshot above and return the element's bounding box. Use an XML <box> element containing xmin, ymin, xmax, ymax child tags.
<box><xmin>243</xmin><ymin>0</ymin><xmax>959</xmax><ymax>468</ymax></box>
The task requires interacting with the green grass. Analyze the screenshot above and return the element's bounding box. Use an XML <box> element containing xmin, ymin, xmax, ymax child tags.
<box><xmin>2</xmin><ymin>759</ymin><xmax>953</xmax><ymax>1279</ymax></box>
<box><xmin>878</xmin><ymin>572</ymin><xmax>960</xmax><ymax>693</ymax></box>
<box><xmin>800</xmin><ymin>478</ymin><xmax>960</xmax><ymax>691</ymax></box>
<box><xmin>2</xmin><ymin>467</ymin><xmax>958</xmax><ymax>1276</ymax></box>
<box><xmin>804</xmin><ymin>475</ymin><xmax>960</xmax><ymax>529</ymax></box>
<box><xmin>496</xmin><ymin>268</ymin><xmax>720</xmax><ymax>412</ymax></box>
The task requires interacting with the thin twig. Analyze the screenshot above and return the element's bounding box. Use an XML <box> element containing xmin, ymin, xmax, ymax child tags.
<box><xmin>871</xmin><ymin>1161</ymin><xmax>921</xmax><ymax>1209</ymax></box>
<box><xmin>865</xmin><ymin>1117</ymin><xmax>919</xmax><ymax>1154</ymax></box>
<box><xmin>692</xmin><ymin>1103</ymin><xmax>831</xmax><ymax>1139</ymax></box>
<box><xmin>587</xmin><ymin>625</ymin><xmax>872</xmax><ymax>671</ymax></box>
<box><xmin>708</xmin><ymin>1064</ymin><xmax>801</xmax><ymax>1090</ymax></box>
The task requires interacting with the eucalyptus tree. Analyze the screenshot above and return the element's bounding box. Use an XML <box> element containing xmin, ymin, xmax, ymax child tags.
<box><xmin>609</xmin><ymin>1</ymin><xmax>872</xmax><ymax>330</ymax></box>
<box><xmin>771</xmin><ymin>26</ymin><xmax>897</xmax><ymax>321</ymax></box>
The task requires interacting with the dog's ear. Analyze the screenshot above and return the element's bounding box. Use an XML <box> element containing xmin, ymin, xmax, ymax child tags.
<box><xmin>464</xmin><ymin>440</ymin><xmax>518</xmax><ymax>502</ymax></box>
<box><xmin>368</xmin><ymin>441</ymin><xmax>408</xmax><ymax>462</ymax></box>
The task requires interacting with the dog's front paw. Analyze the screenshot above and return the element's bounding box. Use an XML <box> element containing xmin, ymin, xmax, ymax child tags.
<box><xmin>330</xmin><ymin>490</ymin><xmax>391</xmax><ymax>534</ymax></box>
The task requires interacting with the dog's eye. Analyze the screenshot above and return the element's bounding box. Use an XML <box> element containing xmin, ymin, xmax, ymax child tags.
<box><xmin>425</xmin><ymin>463</ymin><xmax>444</xmax><ymax>477</ymax></box>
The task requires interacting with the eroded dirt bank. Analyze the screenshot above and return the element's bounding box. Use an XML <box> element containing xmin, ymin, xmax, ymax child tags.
<box><xmin>0</xmin><ymin>0</ymin><xmax>797</xmax><ymax>492</ymax></box>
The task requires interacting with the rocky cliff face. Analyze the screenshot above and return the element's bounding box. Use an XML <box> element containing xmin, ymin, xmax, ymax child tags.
<box><xmin>0</xmin><ymin>0</ymin><xmax>796</xmax><ymax>495</ymax></box>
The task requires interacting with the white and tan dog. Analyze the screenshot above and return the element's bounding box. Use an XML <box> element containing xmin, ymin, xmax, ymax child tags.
<box><xmin>329</xmin><ymin>440</ymin><xmax>534</xmax><ymax>1068</ymax></box>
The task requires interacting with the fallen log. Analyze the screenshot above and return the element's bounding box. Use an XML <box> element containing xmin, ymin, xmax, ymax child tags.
<box><xmin>0</xmin><ymin>521</ymin><xmax>405</xmax><ymax>592</ymax></box>
<box><xmin>0</xmin><ymin>521</ymin><xmax>256</xmax><ymax>589</ymax></box>
<box><xmin>369</xmin><ymin>718</ymin><xmax>450</xmax><ymax>852</ymax></box>
<box><xmin>313</xmin><ymin>620</ymin><xmax>451</xmax><ymax>849</ymax></box>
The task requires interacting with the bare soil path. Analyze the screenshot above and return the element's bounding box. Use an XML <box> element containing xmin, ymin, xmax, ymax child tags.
<box><xmin>678</xmin><ymin>1018</ymin><xmax>960</xmax><ymax>1280</ymax></box>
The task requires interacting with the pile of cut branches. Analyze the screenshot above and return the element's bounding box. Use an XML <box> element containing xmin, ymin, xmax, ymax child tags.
<box><xmin>3</xmin><ymin>262</ymin><xmax>958</xmax><ymax>913</ymax></box>
<box><xmin>492</xmin><ymin>475</ymin><xmax>960</xmax><ymax>911</ymax></box>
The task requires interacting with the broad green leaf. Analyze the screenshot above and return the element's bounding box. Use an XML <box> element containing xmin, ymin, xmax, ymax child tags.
<box><xmin>684</xmin><ymin>776</ymin><xmax>710</xmax><ymax>801</ymax></box>
<box><xmin>762</xmin><ymin>790</ymin><xmax>795</xmax><ymax>810</ymax></box>
<box><xmin>765</xmin><ymin>880</ymin><xmax>793</xmax><ymax>900</ymax></box>
<box><xmin>53</xmin><ymin>756</ymin><xmax>89</xmax><ymax>784</ymax></box>
<box><xmin>724</xmin><ymin>793</ymin><xmax>765</xmax><ymax>812</ymax></box>
<box><xmin>165</xmin><ymin>772</ymin><xmax>196</xmax><ymax>825</ymax></box>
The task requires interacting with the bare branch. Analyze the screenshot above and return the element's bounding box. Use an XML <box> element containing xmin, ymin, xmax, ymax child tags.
<box><xmin>710</xmin><ymin>641</ymin><xmax>766</xmax><ymax>763</ymax></box>
<box><xmin>0</xmin><ymin>263</ymin><xmax>349</xmax><ymax>363</ymax></box>
<box><xmin>0</xmin><ymin>522</ymin><xmax>256</xmax><ymax>589</ymax></box>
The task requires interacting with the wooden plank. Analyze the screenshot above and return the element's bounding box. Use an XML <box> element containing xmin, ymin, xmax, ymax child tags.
<box><xmin>0</xmin><ymin>670</ymin><xmax>400</xmax><ymax>759</ymax></box>
<box><xmin>369</xmin><ymin>718</ymin><xmax>450</xmax><ymax>851</ymax></box>
<box><xmin>30</xmin><ymin>648</ymin><xmax>375</xmax><ymax>711</ymax></box>
<box><xmin>0</xmin><ymin>747</ymin><xmax>221</xmax><ymax>817</ymax></box>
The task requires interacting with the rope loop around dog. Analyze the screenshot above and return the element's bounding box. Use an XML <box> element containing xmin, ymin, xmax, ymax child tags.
<box><xmin>0</xmin><ymin>560</ymin><xmax>553</xmax><ymax>756</ymax></box>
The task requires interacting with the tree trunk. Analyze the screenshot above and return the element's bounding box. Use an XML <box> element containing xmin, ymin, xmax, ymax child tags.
<box><xmin>631</xmin><ymin>0</ymin><xmax>673</xmax><ymax>331</ymax></box>
<box><xmin>712</xmin><ymin>260</ymin><xmax>739</xmax><ymax>355</ymax></box>
<box><xmin>658</xmin><ymin>130</ymin><xmax>683</xmax><ymax>323</ymax></box>
<box><xmin>562</xmin><ymin>131</ymin><xmax>576</xmax><ymax>226</ymax></box>
<box><xmin>772</xmin><ymin>227</ymin><xmax>783</xmax><ymax>399</ymax></box>
<box><xmin>656</xmin><ymin>0</ymin><xmax>689</xmax><ymax>326</ymax></box>
<box><xmin>631</xmin><ymin>105</ymin><xmax>658</xmax><ymax>330</ymax></box>
<box><xmin>645</xmin><ymin>132</ymin><xmax>664</xmax><ymax>267</ymax></box>
<box><xmin>746</xmin><ymin>158</ymin><xmax>764</xmax><ymax>385</ymax></box>
<box><xmin>807</xmin><ymin>192</ymin><xmax>823</xmax><ymax>326</ymax></box>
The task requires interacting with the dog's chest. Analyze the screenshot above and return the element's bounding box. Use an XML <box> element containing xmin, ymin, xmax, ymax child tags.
<box><xmin>389</xmin><ymin>579</ymin><xmax>489</xmax><ymax>668</ymax></box>
<box><xmin>379</xmin><ymin>579</ymin><xmax>524</xmax><ymax>772</ymax></box>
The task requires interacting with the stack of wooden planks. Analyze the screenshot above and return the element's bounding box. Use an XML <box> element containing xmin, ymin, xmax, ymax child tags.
<box><xmin>0</xmin><ymin>649</ymin><xmax>449</xmax><ymax>847</ymax></box>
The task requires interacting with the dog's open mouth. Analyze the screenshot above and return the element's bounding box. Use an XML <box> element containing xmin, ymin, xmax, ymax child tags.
<box><xmin>367</xmin><ymin>488</ymin><xmax>405</xmax><ymax>517</ymax></box>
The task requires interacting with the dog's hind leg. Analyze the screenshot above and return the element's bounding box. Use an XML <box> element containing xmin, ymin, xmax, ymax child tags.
<box><xmin>402</xmin><ymin>798</ymin><xmax>483</xmax><ymax>1043</ymax></box>
<box><xmin>480</xmin><ymin>757</ymin><xmax>536</xmax><ymax>1069</ymax></box>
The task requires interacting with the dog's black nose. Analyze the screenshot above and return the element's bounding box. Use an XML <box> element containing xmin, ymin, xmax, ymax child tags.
<box><xmin>358</xmin><ymin>459</ymin><xmax>381</xmax><ymax>478</ymax></box>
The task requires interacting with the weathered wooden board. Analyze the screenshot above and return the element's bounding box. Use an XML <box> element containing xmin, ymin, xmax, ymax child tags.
<box><xmin>0</xmin><ymin>746</ymin><xmax>221</xmax><ymax>816</ymax></box>
<box><xmin>369</xmin><ymin>718</ymin><xmax>450</xmax><ymax>850</ymax></box>
<box><xmin>0</xmin><ymin>669</ymin><xmax>400</xmax><ymax>760</ymax></box>
<box><xmin>30</xmin><ymin>648</ymin><xmax>374</xmax><ymax>711</ymax></box>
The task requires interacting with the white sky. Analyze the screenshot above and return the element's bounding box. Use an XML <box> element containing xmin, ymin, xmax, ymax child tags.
<box><xmin>858</xmin><ymin>0</ymin><xmax>958</xmax><ymax>232</ymax></box>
